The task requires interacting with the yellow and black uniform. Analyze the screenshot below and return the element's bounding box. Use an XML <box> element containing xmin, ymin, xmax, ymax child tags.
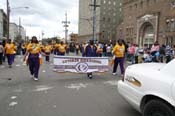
<box><xmin>54</xmin><ymin>43</ymin><xmax>60</xmax><ymax>55</ymax></box>
<box><xmin>112</xmin><ymin>42</ymin><xmax>125</xmax><ymax>75</ymax></box>
<box><xmin>113</xmin><ymin>44</ymin><xmax>125</xmax><ymax>58</ymax></box>
<box><xmin>43</xmin><ymin>45</ymin><xmax>52</xmax><ymax>62</ymax></box>
<box><xmin>58</xmin><ymin>44</ymin><xmax>66</xmax><ymax>56</ymax></box>
<box><xmin>5</xmin><ymin>43</ymin><xmax>16</xmax><ymax>67</ymax></box>
<box><xmin>27</xmin><ymin>43</ymin><xmax>42</xmax><ymax>79</ymax></box>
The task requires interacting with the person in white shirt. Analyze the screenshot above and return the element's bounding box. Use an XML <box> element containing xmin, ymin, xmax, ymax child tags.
<box><xmin>0</xmin><ymin>40</ymin><xmax>4</xmax><ymax>65</ymax></box>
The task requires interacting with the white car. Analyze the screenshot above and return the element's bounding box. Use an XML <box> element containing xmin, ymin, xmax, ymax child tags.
<box><xmin>118</xmin><ymin>59</ymin><xmax>175</xmax><ymax>116</ymax></box>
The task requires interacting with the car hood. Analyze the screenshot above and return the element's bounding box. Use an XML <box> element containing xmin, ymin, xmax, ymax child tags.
<box><xmin>127</xmin><ymin>63</ymin><xmax>166</xmax><ymax>72</ymax></box>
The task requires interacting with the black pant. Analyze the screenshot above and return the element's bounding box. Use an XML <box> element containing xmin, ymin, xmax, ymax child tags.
<box><xmin>0</xmin><ymin>53</ymin><xmax>3</xmax><ymax>64</ymax></box>
<box><xmin>135</xmin><ymin>56</ymin><xmax>138</xmax><ymax>64</ymax></box>
<box><xmin>166</xmin><ymin>56</ymin><xmax>171</xmax><ymax>63</ymax></box>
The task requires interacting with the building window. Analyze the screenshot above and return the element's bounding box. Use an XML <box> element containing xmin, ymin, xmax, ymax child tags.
<box><xmin>114</xmin><ymin>1</ymin><xmax>116</xmax><ymax>6</ymax></box>
<box><xmin>109</xmin><ymin>1</ymin><xmax>111</xmax><ymax>5</ymax></box>
<box><xmin>104</xmin><ymin>0</ymin><xmax>106</xmax><ymax>4</ymax></box>
<box><xmin>147</xmin><ymin>0</ymin><xmax>150</xmax><ymax>6</ymax></box>
<box><xmin>171</xmin><ymin>0</ymin><xmax>175</xmax><ymax>8</ymax></box>
<box><xmin>130</xmin><ymin>6</ymin><xmax>132</xmax><ymax>10</ymax></box>
<box><xmin>103</xmin><ymin>17</ymin><xmax>106</xmax><ymax>21</ymax></box>
<box><xmin>108</xmin><ymin>18</ymin><xmax>111</xmax><ymax>22</ymax></box>
<box><xmin>140</xmin><ymin>1</ymin><xmax>143</xmax><ymax>8</ymax></box>
<box><xmin>154</xmin><ymin>0</ymin><xmax>157</xmax><ymax>4</ymax></box>
<box><xmin>171</xmin><ymin>19</ymin><xmax>175</xmax><ymax>31</ymax></box>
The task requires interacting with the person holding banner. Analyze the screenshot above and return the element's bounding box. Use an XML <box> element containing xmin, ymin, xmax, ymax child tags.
<box><xmin>112</xmin><ymin>39</ymin><xmax>125</xmax><ymax>77</ymax></box>
<box><xmin>24</xmin><ymin>36</ymin><xmax>43</xmax><ymax>81</ymax></box>
<box><xmin>85</xmin><ymin>40</ymin><xmax>97</xmax><ymax>79</ymax></box>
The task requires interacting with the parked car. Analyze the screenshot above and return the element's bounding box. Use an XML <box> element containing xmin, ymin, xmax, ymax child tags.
<box><xmin>118</xmin><ymin>59</ymin><xmax>175</xmax><ymax>116</ymax></box>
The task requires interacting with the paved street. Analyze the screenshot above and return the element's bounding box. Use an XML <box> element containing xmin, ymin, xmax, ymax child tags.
<box><xmin>0</xmin><ymin>55</ymin><xmax>141</xmax><ymax>116</ymax></box>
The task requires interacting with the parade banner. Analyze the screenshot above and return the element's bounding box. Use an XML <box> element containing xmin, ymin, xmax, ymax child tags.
<box><xmin>53</xmin><ymin>56</ymin><xmax>109</xmax><ymax>73</ymax></box>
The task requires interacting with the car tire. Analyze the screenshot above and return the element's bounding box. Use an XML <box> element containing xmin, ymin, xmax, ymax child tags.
<box><xmin>143</xmin><ymin>99</ymin><xmax>175</xmax><ymax>116</ymax></box>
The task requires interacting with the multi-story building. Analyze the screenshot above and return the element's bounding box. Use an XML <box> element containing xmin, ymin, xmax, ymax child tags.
<box><xmin>70</xmin><ymin>33</ymin><xmax>78</xmax><ymax>43</ymax></box>
<box><xmin>10</xmin><ymin>23</ymin><xmax>18</xmax><ymax>41</ymax></box>
<box><xmin>0</xmin><ymin>9</ymin><xmax>8</xmax><ymax>39</ymax></box>
<box><xmin>19</xmin><ymin>25</ymin><xmax>26</xmax><ymax>40</ymax></box>
<box><xmin>78</xmin><ymin>0</ymin><xmax>123</xmax><ymax>43</ymax></box>
<box><xmin>10</xmin><ymin>23</ymin><xmax>26</xmax><ymax>41</ymax></box>
<box><xmin>117</xmin><ymin>0</ymin><xmax>175</xmax><ymax>48</ymax></box>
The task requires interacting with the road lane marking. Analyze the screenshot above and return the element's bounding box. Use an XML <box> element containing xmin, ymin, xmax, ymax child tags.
<box><xmin>11</xmin><ymin>96</ymin><xmax>17</xmax><ymax>99</ymax></box>
<box><xmin>104</xmin><ymin>81</ymin><xmax>118</xmax><ymax>86</ymax></box>
<box><xmin>0</xmin><ymin>65</ymin><xmax>5</xmax><ymax>68</ymax></box>
<box><xmin>16</xmin><ymin>64</ymin><xmax>21</xmax><ymax>67</ymax></box>
<box><xmin>65</xmin><ymin>83</ymin><xmax>88</xmax><ymax>91</ymax></box>
<box><xmin>33</xmin><ymin>85</ymin><xmax>53</xmax><ymax>92</ymax></box>
<box><xmin>53</xmin><ymin>105</ymin><xmax>57</xmax><ymax>108</ymax></box>
<box><xmin>14</xmin><ymin>89</ymin><xmax>23</xmax><ymax>93</ymax></box>
<box><xmin>9</xmin><ymin>102</ymin><xmax>18</xmax><ymax>107</ymax></box>
<box><xmin>42</xmin><ymin>70</ymin><xmax>46</xmax><ymax>73</ymax></box>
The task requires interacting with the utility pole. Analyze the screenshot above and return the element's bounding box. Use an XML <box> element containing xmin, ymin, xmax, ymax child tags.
<box><xmin>19</xmin><ymin>17</ymin><xmax>21</xmax><ymax>39</ymax></box>
<box><xmin>89</xmin><ymin>0</ymin><xmax>100</xmax><ymax>43</ymax></box>
<box><xmin>7</xmin><ymin>0</ymin><xmax>10</xmax><ymax>40</ymax></box>
<box><xmin>62</xmin><ymin>12</ymin><xmax>70</xmax><ymax>43</ymax></box>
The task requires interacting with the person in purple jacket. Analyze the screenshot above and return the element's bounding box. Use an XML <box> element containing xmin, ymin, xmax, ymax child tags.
<box><xmin>84</xmin><ymin>40</ymin><xmax>97</xmax><ymax>79</ymax></box>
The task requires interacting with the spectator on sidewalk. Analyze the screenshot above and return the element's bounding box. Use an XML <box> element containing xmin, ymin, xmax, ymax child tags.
<box><xmin>173</xmin><ymin>45</ymin><xmax>175</xmax><ymax>59</ymax></box>
<box><xmin>159</xmin><ymin>44</ymin><xmax>166</xmax><ymax>63</ymax></box>
<box><xmin>165</xmin><ymin>45</ymin><xmax>173</xmax><ymax>63</ymax></box>
<box><xmin>128</xmin><ymin>44</ymin><xmax>135</xmax><ymax>64</ymax></box>
<box><xmin>0</xmin><ymin>40</ymin><xmax>4</xmax><ymax>65</ymax></box>
<box><xmin>151</xmin><ymin>41</ymin><xmax>160</xmax><ymax>56</ymax></box>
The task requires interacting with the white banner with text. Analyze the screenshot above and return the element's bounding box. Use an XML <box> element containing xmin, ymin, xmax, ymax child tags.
<box><xmin>53</xmin><ymin>56</ymin><xmax>109</xmax><ymax>73</ymax></box>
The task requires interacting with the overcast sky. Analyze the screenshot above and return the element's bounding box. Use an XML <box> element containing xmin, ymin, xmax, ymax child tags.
<box><xmin>0</xmin><ymin>0</ymin><xmax>79</xmax><ymax>39</ymax></box>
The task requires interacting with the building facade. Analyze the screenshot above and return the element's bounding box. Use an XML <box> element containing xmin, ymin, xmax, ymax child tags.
<box><xmin>117</xmin><ymin>0</ymin><xmax>175</xmax><ymax>48</ymax></box>
<box><xmin>70</xmin><ymin>33</ymin><xmax>78</xmax><ymax>43</ymax></box>
<box><xmin>0</xmin><ymin>9</ymin><xmax>8</xmax><ymax>39</ymax></box>
<box><xmin>10</xmin><ymin>23</ymin><xmax>26</xmax><ymax>41</ymax></box>
<box><xmin>78</xmin><ymin>0</ymin><xmax>123</xmax><ymax>43</ymax></box>
<box><xmin>19</xmin><ymin>25</ymin><xmax>26</xmax><ymax>40</ymax></box>
<box><xmin>10</xmin><ymin>23</ymin><xmax>18</xmax><ymax>41</ymax></box>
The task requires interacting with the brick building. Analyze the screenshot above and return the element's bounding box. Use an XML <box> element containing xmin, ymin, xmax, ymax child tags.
<box><xmin>117</xmin><ymin>0</ymin><xmax>175</xmax><ymax>48</ymax></box>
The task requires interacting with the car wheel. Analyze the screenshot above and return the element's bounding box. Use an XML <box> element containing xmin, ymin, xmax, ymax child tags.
<box><xmin>143</xmin><ymin>100</ymin><xmax>175</xmax><ymax>116</ymax></box>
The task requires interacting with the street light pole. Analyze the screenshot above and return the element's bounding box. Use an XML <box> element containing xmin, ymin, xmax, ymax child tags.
<box><xmin>62</xmin><ymin>12</ymin><xmax>70</xmax><ymax>43</ymax></box>
<box><xmin>7</xmin><ymin>0</ymin><xmax>10</xmax><ymax>40</ymax></box>
<box><xmin>6</xmin><ymin>0</ymin><xmax>29</xmax><ymax>40</ymax></box>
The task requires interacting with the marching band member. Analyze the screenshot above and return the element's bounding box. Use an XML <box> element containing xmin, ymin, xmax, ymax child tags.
<box><xmin>43</xmin><ymin>43</ymin><xmax>52</xmax><ymax>62</ymax></box>
<box><xmin>58</xmin><ymin>41</ymin><xmax>66</xmax><ymax>56</ymax></box>
<box><xmin>5</xmin><ymin>39</ymin><xmax>16</xmax><ymax>68</ymax></box>
<box><xmin>24</xmin><ymin>36</ymin><xmax>43</xmax><ymax>81</ymax></box>
<box><xmin>112</xmin><ymin>39</ymin><xmax>125</xmax><ymax>77</ymax></box>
